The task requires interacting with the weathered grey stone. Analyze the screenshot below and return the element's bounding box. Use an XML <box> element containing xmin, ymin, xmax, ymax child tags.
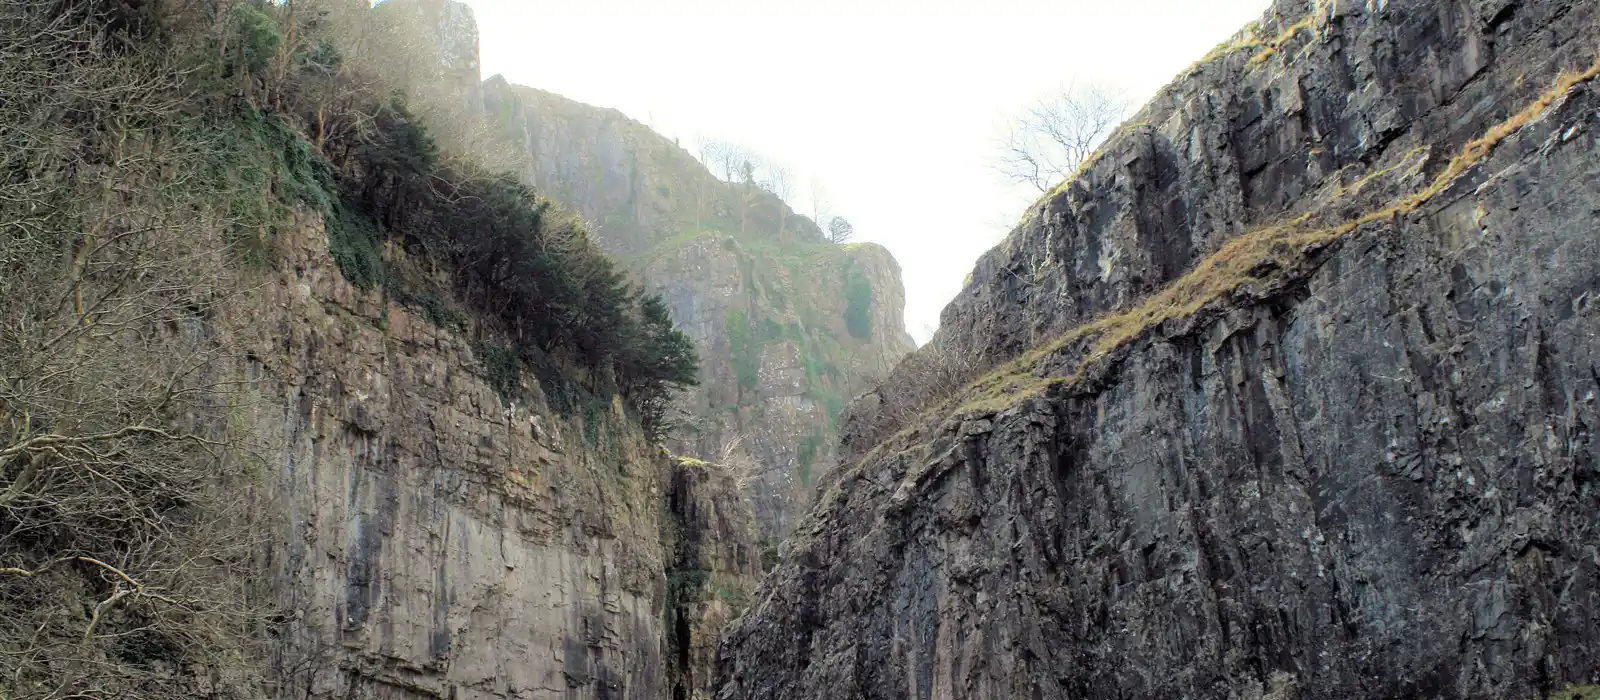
<box><xmin>235</xmin><ymin>218</ymin><xmax>672</xmax><ymax>700</ymax></box>
<box><xmin>483</xmin><ymin>81</ymin><xmax>915</xmax><ymax>543</ymax></box>
<box><xmin>662</xmin><ymin>458</ymin><xmax>763</xmax><ymax>700</ymax></box>
<box><xmin>717</xmin><ymin>0</ymin><xmax>1600</xmax><ymax>698</ymax></box>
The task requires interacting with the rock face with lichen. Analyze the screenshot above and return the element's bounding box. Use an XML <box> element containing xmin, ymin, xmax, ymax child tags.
<box><xmin>234</xmin><ymin>4</ymin><xmax>772</xmax><ymax>697</ymax></box>
<box><xmin>661</xmin><ymin>457</ymin><xmax>763</xmax><ymax>700</ymax></box>
<box><xmin>716</xmin><ymin>0</ymin><xmax>1600</xmax><ymax>698</ymax></box>
<box><xmin>241</xmin><ymin>215</ymin><xmax>762</xmax><ymax>700</ymax></box>
<box><xmin>483</xmin><ymin>81</ymin><xmax>915</xmax><ymax>546</ymax></box>
<box><xmin>238</xmin><ymin>216</ymin><xmax>671</xmax><ymax>699</ymax></box>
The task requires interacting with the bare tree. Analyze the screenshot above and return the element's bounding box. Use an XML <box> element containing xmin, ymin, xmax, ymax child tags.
<box><xmin>760</xmin><ymin>162</ymin><xmax>793</xmax><ymax>201</ymax></box>
<box><xmin>759</xmin><ymin>162</ymin><xmax>794</xmax><ymax>235</ymax></box>
<box><xmin>698</xmin><ymin>138</ymin><xmax>751</xmax><ymax>184</ymax></box>
<box><xmin>694</xmin><ymin>138</ymin><xmax>758</xmax><ymax>231</ymax></box>
<box><xmin>996</xmin><ymin>81</ymin><xmax>1131</xmax><ymax>192</ymax></box>
<box><xmin>865</xmin><ymin>332</ymin><xmax>981</xmax><ymax>441</ymax></box>
<box><xmin>0</xmin><ymin>3</ymin><xmax>270</xmax><ymax>696</ymax></box>
<box><xmin>827</xmin><ymin>216</ymin><xmax>855</xmax><ymax>244</ymax></box>
<box><xmin>809</xmin><ymin>176</ymin><xmax>832</xmax><ymax>236</ymax></box>
<box><xmin>692</xmin><ymin>134</ymin><xmax>721</xmax><ymax>229</ymax></box>
<box><xmin>714</xmin><ymin>433</ymin><xmax>757</xmax><ymax>490</ymax></box>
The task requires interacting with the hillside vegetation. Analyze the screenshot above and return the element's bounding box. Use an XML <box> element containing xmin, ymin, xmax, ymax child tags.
<box><xmin>0</xmin><ymin>0</ymin><xmax>697</xmax><ymax>696</ymax></box>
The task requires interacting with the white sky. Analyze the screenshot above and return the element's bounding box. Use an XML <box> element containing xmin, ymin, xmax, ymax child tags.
<box><xmin>463</xmin><ymin>0</ymin><xmax>1271</xmax><ymax>344</ymax></box>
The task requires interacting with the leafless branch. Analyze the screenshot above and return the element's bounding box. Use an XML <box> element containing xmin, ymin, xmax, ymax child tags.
<box><xmin>994</xmin><ymin>81</ymin><xmax>1132</xmax><ymax>192</ymax></box>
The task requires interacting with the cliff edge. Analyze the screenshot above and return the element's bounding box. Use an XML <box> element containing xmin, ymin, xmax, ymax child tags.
<box><xmin>717</xmin><ymin>0</ymin><xmax>1600</xmax><ymax>698</ymax></box>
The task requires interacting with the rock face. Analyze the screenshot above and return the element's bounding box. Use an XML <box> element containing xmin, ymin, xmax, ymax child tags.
<box><xmin>661</xmin><ymin>458</ymin><xmax>762</xmax><ymax>700</ymax></box>
<box><xmin>718</xmin><ymin>1</ymin><xmax>1600</xmax><ymax>698</ymax></box>
<box><xmin>235</xmin><ymin>5</ymin><xmax>812</xmax><ymax>696</ymax></box>
<box><xmin>234</xmin><ymin>215</ymin><xmax>765</xmax><ymax>700</ymax></box>
<box><xmin>238</xmin><ymin>218</ymin><xmax>669</xmax><ymax>699</ymax></box>
<box><xmin>484</xmin><ymin>81</ymin><xmax>915</xmax><ymax>544</ymax></box>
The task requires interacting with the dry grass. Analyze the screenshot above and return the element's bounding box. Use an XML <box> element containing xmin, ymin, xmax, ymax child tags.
<box><xmin>1184</xmin><ymin>11</ymin><xmax>1318</xmax><ymax>76</ymax></box>
<box><xmin>1246</xmin><ymin>15</ymin><xmax>1321</xmax><ymax>67</ymax></box>
<box><xmin>1188</xmin><ymin>21</ymin><xmax>1267</xmax><ymax>74</ymax></box>
<box><xmin>944</xmin><ymin>51</ymin><xmax>1600</xmax><ymax>419</ymax></box>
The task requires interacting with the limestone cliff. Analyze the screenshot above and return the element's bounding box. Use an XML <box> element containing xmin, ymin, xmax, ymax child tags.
<box><xmin>0</xmin><ymin>1</ymin><xmax>770</xmax><ymax>698</ymax></box>
<box><xmin>483</xmin><ymin>81</ymin><xmax>915</xmax><ymax>544</ymax></box>
<box><xmin>222</xmin><ymin>4</ymin><xmax>782</xmax><ymax>696</ymax></box>
<box><xmin>230</xmin><ymin>214</ymin><xmax>759</xmax><ymax>699</ymax></box>
<box><xmin>718</xmin><ymin>0</ymin><xmax>1600</xmax><ymax>698</ymax></box>
<box><xmin>661</xmin><ymin>458</ymin><xmax>762</xmax><ymax>700</ymax></box>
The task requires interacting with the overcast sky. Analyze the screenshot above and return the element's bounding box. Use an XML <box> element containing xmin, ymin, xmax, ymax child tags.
<box><xmin>463</xmin><ymin>0</ymin><xmax>1271</xmax><ymax>344</ymax></box>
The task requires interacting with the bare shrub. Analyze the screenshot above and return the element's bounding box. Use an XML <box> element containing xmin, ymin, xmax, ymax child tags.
<box><xmin>860</xmin><ymin>332</ymin><xmax>982</xmax><ymax>443</ymax></box>
<box><xmin>995</xmin><ymin>81</ymin><xmax>1131</xmax><ymax>192</ymax></box>
<box><xmin>0</xmin><ymin>2</ymin><xmax>269</xmax><ymax>697</ymax></box>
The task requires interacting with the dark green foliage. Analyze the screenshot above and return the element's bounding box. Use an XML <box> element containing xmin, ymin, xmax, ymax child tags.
<box><xmin>621</xmin><ymin>294</ymin><xmax>699</xmax><ymax>440</ymax></box>
<box><xmin>195</xmin><ymin>109</ymin><xmax>341</xmax><ymax>265</ymax></box>
<box><xmin>757</xmin><ymin>317</ymin><xmax>785</xmax><ymax>342</ymax></box>
<box><xmin>474</xmin><ymin>341</ymin><xmax>522</xmax><ymax>400</ymax></box>
<box><xmin>297</xmin><ymin>95</ymin><xmax>696</xmax><ymax>433</ymax></box>
<box><xmin>666</xmin><ymin>568</ymin><xmax>711</xmax><ymax>599</ymax></box>
<box><xmin>726</xmin><ymin>310</ymin><xmax>760</xmax><ymax>394</ymax></box>
<box><xmin>581</xmin><ymin>397</ymin><xmax>609</xmax><ymax>448</ymax></box>
<box><xmin>228</xmin><ymin>3</ymin><xmax>282</xmax><ymax>75</ymax></box>
<box><xmin>326</xmin><ymin>206</ymin><xmax>383</xmax><ymax>290</ymax></box>
<box><xmin>844</xmin><ymin>268</ymin><xmax>874</xmax><ymax>339</ymax></box>
<box><xmin>397</xmin><ymin>289</ymin><xmax>466</xmax><ymax>329</ymax></box>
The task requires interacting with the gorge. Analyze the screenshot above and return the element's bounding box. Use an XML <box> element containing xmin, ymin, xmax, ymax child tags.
<box><xmin>1</xmin><ymin>0</ymin><xmax>1597</xmax><ymax>698</ymax></box>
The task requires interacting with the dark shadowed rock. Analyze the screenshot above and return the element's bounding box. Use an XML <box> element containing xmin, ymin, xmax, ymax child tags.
<box><xmin>717</xmin><ymin>0</ymin><xmax>1600</xmax><ymax>698</ymax></box>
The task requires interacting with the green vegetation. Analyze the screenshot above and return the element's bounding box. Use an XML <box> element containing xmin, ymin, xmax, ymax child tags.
<box><xmin>397</xmin><ymin>289</ymin><xmax>467</xmax><ymax>329</ymax></box>
<box><xmin>641</xmin><ymin>227</ymin><xmax>866</xmax><ymax>441</ymax></box>
<box><xmin>1551</xmin><ymin>685</ymin><xmax>1600</xmax><ymax>700</ymax></box>
<box><xmin>711</xmin><ymin>574</ymin><xmax>752</xmax><ymax>613</ymax></box>
<box><xmin>843</xmin><ymin>266</ymin><xmax>874</xmax><ymax>339</ymax></box>
<box><xmin>0</xmin><ymin>2</ymin><xmax>712</xmax><ymax>694</ymax></box>
<box><xmin>666</xmin><ymin>568</ymin><xmax>711</xmax><ymax>597</ymax></box>
<box><xmin>726</xmin><ymin>309</ymin><xmax>761</xmax><ymax>393</ymax></box>
<box><xmin>206</xmin><ymin>0</ymin><xmax>702</xmax><ymax>438</ymax></box>
<box><xmin>474</xmin><ymin>341</ymin><xmax>523</xmax><ymax>399</ymax></box>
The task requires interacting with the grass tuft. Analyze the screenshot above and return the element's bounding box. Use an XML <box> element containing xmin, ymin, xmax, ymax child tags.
<box><xmin>1246</xmin><ymin>15</ymin><xmax>1321</xmax><ymax>67</ymax></box>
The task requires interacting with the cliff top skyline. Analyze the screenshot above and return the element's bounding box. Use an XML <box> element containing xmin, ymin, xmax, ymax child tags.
<box><xmin>462</xmin><ymin>0</ymin><xmax>1271</xmax><ymax>343</ymax></box>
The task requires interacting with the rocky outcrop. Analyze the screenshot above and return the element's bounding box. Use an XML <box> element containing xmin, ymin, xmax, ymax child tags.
<box><xmin>718</xmin><ymin>0</ymin><xmax>1600</xmax><ymax>698</ymax></box>
<box><xmin>661</xmin><ymin>458</ymin><xmax>762</xmax><ymax>700</ymax></box>
<box><xmin>637</xmin><ymin>234</ymin><xmax>911</xmax><ymax>543</ymax></box>
<box><xmin>225</xmin><ymin>5</ymin><xmax>787</xmax><ymax>697</ymax></box>
<box><xmin>234</xmin><ymin>217</ymin><xmax>671</xmax><ymax>699</ymax></box>
<box><xmin>485</xmin><ymin>81</ymin><xmax>915</xmax><ymax>543</ymax></box>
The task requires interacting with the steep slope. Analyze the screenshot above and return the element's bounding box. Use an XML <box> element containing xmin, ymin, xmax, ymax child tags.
<box><xmin>718</xmin><ymin>0</ymin><xmax>1600</xmax><ymax>698</ymax></box>
<box><xmin>239</xmin><ymin>216</ymin><xmax>671</xmax><ymax>699</ymax></box>
<box><xmin>484</xmin><ymin>81</ymin><xmax>915</xmax><ymax>543</ymax></box>
<box><xmin>227</xmin><ymin>125</ymin><xmax>763</xmax><ymax>700</ymax></box>
<box><xmin>0</xmin><ymin>1</ymin><xmax>765</xmax><ymax>697</ymax></box>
